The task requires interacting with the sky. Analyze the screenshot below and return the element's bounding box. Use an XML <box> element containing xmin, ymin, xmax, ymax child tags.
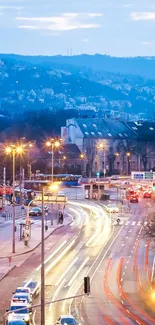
<box><xmin>0</xmin><ymin>0</ymin><xmax>155</xmax><ymax>57</ymax></box>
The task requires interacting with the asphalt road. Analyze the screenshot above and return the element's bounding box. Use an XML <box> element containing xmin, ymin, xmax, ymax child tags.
<box><xmin>1</xmin><ymin>195</ymin><xmax>155</xmax><ymax>325</ymax></box>
<box><xmin>74</xmin><ymin>197</ymin><xmax>155</xmax><ymax>325</ymax></box>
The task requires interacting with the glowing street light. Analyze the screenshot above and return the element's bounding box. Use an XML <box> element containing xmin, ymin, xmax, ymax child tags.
<box><xmin>45</xmin><ymin>139</ymin><xmax>61</xmax><ymax>183</ymax></box>
<box><xmin>5</xmin><ymin>144</ymin><xmax>24</xmax><ymax>253</ymax></box>
<box><xmin>97</xmin><ymin>141</ymin><xmax>106</xmax><ymax>179</ymax></box>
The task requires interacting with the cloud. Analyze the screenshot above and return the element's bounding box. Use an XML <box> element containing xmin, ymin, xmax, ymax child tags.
<box><xmin>16</xmin><ymin>12</ymin><xmax>102</xmax><ymax>31</ymax></box>
<box><xmin>131</xmin><ymin>12</ymin><xmax>155</xmax><ymax>21</ymax></box>
<box><xmin>142</xmin><ymin>41</ymin><xmax>152</xmax><ymax>45</ymax></box>
<box><xmin>82</xmin><ymin>38</ymin><xmax>89</xmax><ymax>42</ymax></box>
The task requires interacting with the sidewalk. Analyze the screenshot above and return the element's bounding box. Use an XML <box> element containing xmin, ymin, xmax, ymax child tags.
<box><xmin>0</xmin><ymin>205</ymin><xmax>26</xmax><ymax>224</ymax></box>
<box><xmin>0</xmin><ymin>213</ymin><xmax>72</xmax><ymax>280</ymax></box>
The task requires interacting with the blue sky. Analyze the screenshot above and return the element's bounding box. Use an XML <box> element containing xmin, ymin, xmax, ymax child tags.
<box><xmin>0</xmin><ymin>0</ymin><xmax>155</xmax><ymax>56</ymax></box>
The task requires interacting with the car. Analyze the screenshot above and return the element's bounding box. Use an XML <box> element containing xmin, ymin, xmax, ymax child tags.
<box><xmin>57</xmin><ymin>192</ymin><xmax>66</xmax><ymax>197</ymax></box>
<box><xmin>14</xmin><ymin>288</ymin><xmax>31</xmax><ymax>296</ymax></box>
<box><xmin>110</xmin><ymin>175</ymin><xmax>119</xmax><ymax>180</ymax></box>
<box><xmin>8</xmin><ymin>299</ymin><xmax>32</xmax><ymax>324</ymax></box>
<box><xmin>8</xmin><ymin>320</ymin><xmax>27</xmax><ymax>325</ymax></box>
<box><xmin>130</xmin><ymin>196</ymin><xmax>139</xmax><ymax>203</ymax></box>
<box><xmin>29</xmin><ymin>207</ymin><xmax>42</xmax><ymax>216</ymax></box>
<box><xmin>106</xmin><ymin>204</ymin><xmax>119</xmax><ymax>213</ymax></box>
<box><xmin>38</xmin><ymin>205</ymin><xmax>49</xmax><ymax>213</ymax></box>
<box><xmin>143</xmin><ymin>191</ymin><xmax>152</xmax><ymax>198</ymax></box>
<box><xmin>56</xmin><ymin>315</ymin><xmax>77</xmax><ymax>325</ymax></box>
<box><xmin>21</xmin><ymin>280</ymin><xmax>39</xmax><ymax>298</ymax></box>
<box><xmin>12</xmin><ymin>293</ymin><xmax>32</xmax><ymax>305</ymax></box>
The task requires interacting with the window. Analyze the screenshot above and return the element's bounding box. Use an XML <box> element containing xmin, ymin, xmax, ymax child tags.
<box><xmin>91</xmin><ymin>132</ymin><xmax>95</xmax><ymax>135</ymax></box>
<box><xmin>149</xmin><ymin>127</ymin><xmax>154</xmax><ymax>131</ymax></box>
<box><xmin>84</xmin><ymin>132</ymin><xmax>89</xmax><ymax>135</ymax></box>
<box><xmin>118</xmin><ymin>133</ymin><xmax>123</xmax><ymax>137</ymax></box>
<box><xmin>108</xmin><ymin>133</ymin><xmax>112</xmax><ymax>137</ymax></box>
<box><xmin>124</xmin><ymin>133</ymin><xmax>128</xmax><ymax>137</ymax></box>
<box><xmin>132</xmin><ymin>126</ymin><xmax>138</xmax><ymax>130</ymax></box>
<box><xmin>98</xmin><ymin>132</ymin><xmax>102</xmax><ymax>136</ymax></box>
<box><xmin>83</xmin><ymin>124</ymin><xmax>87</xmax><ymax>128</ymax></box>
<box><xmin>135</xmin><ymin>122</ymin><xmax>142</xmax><ymax>126</ymax></box>
<box><xmin>93</xmin><ymin>124</ymin><xmax>97</xmax><ymax>128</ymax></box>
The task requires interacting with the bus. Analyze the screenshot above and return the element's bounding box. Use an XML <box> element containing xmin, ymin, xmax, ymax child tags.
<box><xmin>28</xmin><ymin>174</ymin><xmax>82</xmax><ymax>188</ymax></box>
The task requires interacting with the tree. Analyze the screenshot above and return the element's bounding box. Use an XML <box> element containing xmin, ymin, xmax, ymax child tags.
<box><xmin>141</xmin><ymin>213</ymin><xmax>155</xmax><ymax>242</ymax></box>
<box><xmin>107</xmin><ymin>146</ymin><xmax>116</xmax><ymax>176</ymax></box>
<box><xmin>84</xmin><ymin>139</ymin><xmax>96</xmax><ymax>177</ymax></box>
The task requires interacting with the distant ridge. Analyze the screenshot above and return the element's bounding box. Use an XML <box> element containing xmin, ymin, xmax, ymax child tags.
<box><xmin>0</xmin><ymin>53</ymin><xmax>155</xmax><ymax>78</ymax></box>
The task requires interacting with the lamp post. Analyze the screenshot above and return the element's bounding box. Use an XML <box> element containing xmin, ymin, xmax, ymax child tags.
<box><xmin>97</xmin><ymin>142</ymin><xmax>106</xmax><ymax>178</ymax></box>
<box><xmin>126</xmin><ymin>152</ymin><xmax>131</xmax><ymax>175</ymax></box>
<box><xmin>46</xmin><ymin>139</ymin><xmax>61</xmax><ymax>183</ymax></box>
<box><xmin>5</xmin><ymin>145</ymin><xmax>24</xmax><ymax>253</ymax></box>
<box><xmin>40</xmin><ymin>183</ymin><xmax>59</xmax><ymax>325</ymax></box>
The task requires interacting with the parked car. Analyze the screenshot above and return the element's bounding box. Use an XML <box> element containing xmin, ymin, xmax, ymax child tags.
<box><xmin>14</xmin><ymin>288</ymin><xmax>31</xmax><ymax>296</ymax></box>
<box><xmin>29</xmin><ymin>207</ymin><xmax>42</xmax><ymax>216</ymax></box>
<box><xmin>56</xmin><ymin>315</ymin><xmax>77</xmax><ymax>325</ymax></box>
<box><xmin>21</xmin><ymin>280</ymin><xmax>39</xmax><ymax>298</ymax></box>
<box><xmin>8</xmin><ymin>320</ymin><xmax>27</xmax><ymax>325</ymax></box>
<box><xmin>8</xmin><ymin>299</ymin><xmax>32</xmax><ymax>324</ymax></box>
<box><xmin>12</xmin><ymin>293</ymin><xmax>32</xmax><ymax>305</ymax></box>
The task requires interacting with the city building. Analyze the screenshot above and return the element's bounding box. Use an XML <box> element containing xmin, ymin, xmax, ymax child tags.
<box><xmin>61</xmin><ymin>118</ymin><xmax>155</xmax><ymax>176</ymax></box>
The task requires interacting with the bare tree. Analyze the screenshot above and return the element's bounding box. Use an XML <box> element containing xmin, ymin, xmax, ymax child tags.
<box><xmin>83</xmin><ymin>138</ymin><xmax>96</xmax><ymax>177</ymax></box>
<box><xmin>141</xmin><ymin>213</ymin><xmax>155</xmax><ymax>242</ymax></box>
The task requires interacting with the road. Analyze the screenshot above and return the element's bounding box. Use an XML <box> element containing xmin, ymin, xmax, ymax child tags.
<box><xmin>1</xmin><ymin>195</ymin><xmax>155</xmax><ymax>325</ymax></box>
<box><xmin>72</xmin><ymin>198</ymin><xmax>155</xmax><ymax>325</ymax></box>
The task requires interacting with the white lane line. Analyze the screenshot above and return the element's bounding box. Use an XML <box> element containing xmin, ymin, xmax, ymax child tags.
<box><xmin>49</xmin><ymin>278</ymin><xmax>66</xmax><ymax>311</ymax></box>
<box><xmin>125</xmin><ymin>221</ymin><xmax>130</xmax><ymax>226</ymax></box>
<box><xmin>137</xmin><ymin>221</ymin><xmax>142</xmax><ymax>226</ymax></box>
<box><xmin>67</xmin><ymin>257</ymin><xmax>89</xmax><ymax>287</ymax></box>
<box><xmin>131</xmin><ymin>221</ymin><xmax>136</xmax><ymax>226</ymax></box>
<box><xmin>36</xmin><ymin>240</ymin><xmax>67</xmax><ymax>271</ymax></box>
<box><xmin>91</xmin><ymin>225</ymin><xmax>124</xmax><ymax>282</ymax></box>
<box><xmin>55</xmin><ymin>257</ymin><xmax>78</xmax><ymax>286</ymax></box>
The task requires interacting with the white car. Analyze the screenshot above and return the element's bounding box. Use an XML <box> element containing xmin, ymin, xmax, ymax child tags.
<box><xmin>14</xmin><ymin>287</ymin><xmax>31</xmax><ymax>296</ymax></box>
<box><xmin>106</xmin><ymin>204</ymin><xmax>119</xmax><ymax>213</ymax></box>
<box><xmin>12</xmin><ymin>293</ymin><xmax>32</xmax><ymax>305</ymax></box>
<box><xmin>56</xmin><ymin>315</ymin><xmax>77</xmax><ymax>325</ymax></box>
<box><xmin>8</xmin><ymin>299</ymin><xmax>32</xmax><ymax>324</ymax></box>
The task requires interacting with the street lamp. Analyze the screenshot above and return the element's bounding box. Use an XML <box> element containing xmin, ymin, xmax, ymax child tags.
<box><xmin>126</xmin><ymin>152</ymin><xmax>131</xmax><ymax>175</ymax></box>
<box><xmin>46</xmin><ymin>139</ymin><xmax>61</xmax><ymax>183</ymax></box>
<box><xmin>5</xmin><ymin>144</ymin><xmax>24</xmax><ymax>253</ymax></box>
<box><xmin>41</xmin><ymin>182</ymin><xmax>59</xmax><ymax>325</ymax></box>
<box><xmin>97</xmin><ymin>142</ymin><xmax>106</xmax><ymax>178</ymax></box>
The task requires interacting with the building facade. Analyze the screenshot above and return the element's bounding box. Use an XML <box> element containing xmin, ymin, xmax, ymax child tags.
<box><xmin>61</xmin><ymin>118</ymin><xmax>155</xmax><ymax>176</ymax></box>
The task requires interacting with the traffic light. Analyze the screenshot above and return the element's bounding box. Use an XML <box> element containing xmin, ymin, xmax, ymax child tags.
<box><xmin>153</xmin><ymin>183</ymin><xmax>155</xmax><ymax>191</ymax></box>
<box><xmin>84</xmin><ymin>276</ymin><xmax>90</xmax><ymax>295</ymax></box>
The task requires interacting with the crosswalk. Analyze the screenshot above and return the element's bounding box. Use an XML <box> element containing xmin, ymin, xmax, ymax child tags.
<box><xmin>4</xmin><ymin>218</ymin><xmax>49</xmax><ymax>226</ymax></box>
<box><xmin>112</xmin><ymin>220</ymin><xmax>148</xmax><ymax>227</ymax></box>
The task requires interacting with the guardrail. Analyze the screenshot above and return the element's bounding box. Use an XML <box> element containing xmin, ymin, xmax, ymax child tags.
<box><xmin>1</xmin><ymin>210</ymin><xmax>26</xmax><ymax>221</ymax></box>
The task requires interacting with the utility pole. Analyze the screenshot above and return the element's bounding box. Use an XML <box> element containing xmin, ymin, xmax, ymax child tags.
<box><xmin>12</xmin><ymin>149</ymin><xmax>16</xmax><ymax>254</ymax></box>
<box><xmin>2</xmin><ymin>167</ymin><xmax>6</xmax><ymax>212</ymax></box>
<box><xmin>41</xmin><ymin>186</ymin><xmax>45</xmax><ymax>325</ymax></box>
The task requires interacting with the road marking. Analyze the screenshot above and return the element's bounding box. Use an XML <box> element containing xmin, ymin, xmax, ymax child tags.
<box><xmin>67</xmin><ymin>257</ymin><xmax>89</xmax><ymax>287</ymax></box>
<box><xmin>125</xmin><ymin>221</ymin><xmax>130</xmax><ymax>226</ymax></box>
<box><xmin>137</xmin><ymin>221</ymin><xmax>142</xmax><ymax>226</ymax></box>
<box><xmin>131</xmin><ymin>221</ymin><xmax>136</xmax><ymax>226</ymax></box>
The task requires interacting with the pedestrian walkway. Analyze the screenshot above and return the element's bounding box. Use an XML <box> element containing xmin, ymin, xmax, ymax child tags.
<box><xmin>0</xmin><ymin>213</ymin><xmax>72</xmax><ymax>280</ymax></box>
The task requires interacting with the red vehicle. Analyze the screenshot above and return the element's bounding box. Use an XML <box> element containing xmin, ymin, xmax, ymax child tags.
<box><xmin>130</xmin><ymin>195</ymin><xmax>139</xmax><ymax>203</ymax></box>
<box><xmin>143</xmin><ymin>191</ymin><xmax>152</xmax><ymax>198</ymax></box>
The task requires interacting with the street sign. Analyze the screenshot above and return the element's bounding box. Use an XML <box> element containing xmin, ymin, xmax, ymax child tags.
<box><xmin>145</xmin><ymin>172</ymin><xmax>153</xmax><ymax>179</ymax></box>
